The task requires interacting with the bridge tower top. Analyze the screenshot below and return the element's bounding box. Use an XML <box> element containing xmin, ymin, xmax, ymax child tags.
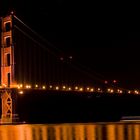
<box><xmin>0</xmin><ymin>14</ymin><xmax>16</xmax><ymax>88</ymax></box>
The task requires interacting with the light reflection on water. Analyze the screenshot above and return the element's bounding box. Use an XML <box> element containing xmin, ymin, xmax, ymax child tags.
<box><xmin>0</xmin><ymin>122</ymin><xmax>140</xmax><ymax>140</ymax></box>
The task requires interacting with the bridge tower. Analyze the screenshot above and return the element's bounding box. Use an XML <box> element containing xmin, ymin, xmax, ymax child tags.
<box><xmin>0</xmin><ymin>14</ymin><xmax>16</xmax><ymax>123</ymax></box>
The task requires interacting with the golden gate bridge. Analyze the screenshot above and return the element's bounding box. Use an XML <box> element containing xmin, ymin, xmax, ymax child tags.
<box><xmin>0</xmin><ymin>12</ymin><xmax>139</xmax><ymax>124</ymax></box>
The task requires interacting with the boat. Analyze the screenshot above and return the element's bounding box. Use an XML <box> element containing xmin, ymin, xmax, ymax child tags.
<box><xmin>120</xmin><ymin>116</ymin><xmax>140</xmax><ymax>121</ymax></box>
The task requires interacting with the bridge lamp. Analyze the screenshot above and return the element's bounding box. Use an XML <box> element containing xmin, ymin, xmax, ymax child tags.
<box><xmin>113</xmin><ymin>80</ymin><xmax>117</xmax><ymax>83</ymax></box>
<box><xmin>134</xmin><ymin>90</ymin><xmax>139</xmax><ymax>94</ymax></box>
<box><xmin>128</xmin><ymin>90</ymin><xmax>131</xmax><ymax>94</ymax></box>
<box><xmin>19</xmin><ymin>90</ymin><xmax>23</xmax><ymax>94</ymax></box>
<box><xmin>68</xmin><ymin>87</ymin><xmax>72</xmax><ymax>91</ymax></box>
<box><xmin>42</xmin><ymin>86</ymin><xmax>46</xmax><ymax>89</ymax></box>
<box><xmin>107</xmin><ymin>88</ymin><xmax>111</xmax><ymax>92</ymax></box>
<box><xmin>11</xmin><ymin>11</ymin><xmax>14</xmax><ymax>15</ymax></box>
<box><xmin>118</xmin><ymin>89</ymin><xmax>123</xmax><ymax>94</ymax></box>
<box><xmin>119</xmin><ymin>90</ymin><xmax>123</xmax><ymax>93</ymax></box>
<box><xmin>62</xmin><ymin>86</ymin><xmax>66</xmax><ymax>89</ymax></box>
<box><xmin>97</xmin><ymin>88</ymin><xmax>101</xmax><ymax>91</ymax></box>
<box><xmin>26</xmin><ymin>85</ymin><xmax>31</xmax><ymax>89</ymax></box>
<box><xmin>75</xmin><ymin>86</ymin><xmax>78</xmax><ymax>90</ymax></box>
<box><xmin>35</xmin><ymin>84</ymin><xmax>38</xmax><ymax>88</ymax></box>
<box><xmin>56</xmin><ymin>86</ymin><xmax>59</xmax><ymax>90</ymax></box>
<box><xmin>18</xmin><ymin>84</ymin><xmax>23</xmax><ymax>88</ymax></box>
<box><xmin>90</xmin><ymin>88</ymin><xmax>94</xmax><ymax>92</ymax></box>
<box><xmin>110</xmin><ymin>89</ymin><xmax>114</xmax><ymax>93</ymax></box>
<box><xmin>25</xmin><ymin>85</ymin><xmax>29</xmax><ymax>88</ymax></box>
<box><xmin>79</xmin><ymin>87</ymin><xmax>83</xmax><ymax>91</ymax></box>
<box><xmin>86</xmin><ymin>87</ymin><xmax>90</xmax><ymax>91</ymax></box>
<box><xmin>3</xmin><ymin>84</ymin><xmax>7</xmax><ymax>87</ymax></box>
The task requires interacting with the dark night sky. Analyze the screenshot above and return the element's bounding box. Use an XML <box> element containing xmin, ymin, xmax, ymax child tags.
<box><xmin>1</xmin><ymin>1</ymin><xmax>140</xmax><ymax>89</ymax></box>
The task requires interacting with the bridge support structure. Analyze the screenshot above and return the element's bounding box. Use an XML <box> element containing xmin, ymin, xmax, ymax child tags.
<box><xmin>0</xmin><ymin>89</ymin><xmax>13</xmax><ymax>123</ymax></box>
<box><xmin>0</xmin><ymin>14</ymin><xmax>17</xmax><ymax>123</ymax></box>
<box><xmin>0</xmin><ymin>88</ymin><xmax>18</xmax><ymax>124</ymax></box>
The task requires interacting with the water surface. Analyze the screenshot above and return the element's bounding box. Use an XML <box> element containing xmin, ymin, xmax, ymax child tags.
<box><xmin>0</xmin><ymin>122</ymin><xmax>140</xmax><ymax>140</ymax></box>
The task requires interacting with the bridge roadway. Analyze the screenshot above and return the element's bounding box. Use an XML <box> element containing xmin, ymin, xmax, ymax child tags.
<box><xmin>1</xmin><ymin>88</ymin><xmax>140</xmax><ymax>123</ymax></box>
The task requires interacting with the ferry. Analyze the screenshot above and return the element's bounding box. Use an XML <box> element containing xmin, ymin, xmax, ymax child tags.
<box><xmin>120</xmin><ymin>116</ymin><xmax>140</xmax><ymax>121</ymax></box>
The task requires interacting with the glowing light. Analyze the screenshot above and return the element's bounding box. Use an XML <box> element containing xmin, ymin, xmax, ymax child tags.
<box><xmin>35</xmin><ymin>84</ymin><xmax>38</xmax><ymax>88</ymax></box>
<box><xmin>63</xmin><ymin>86</ymin><xmax>66</xmax><ymax>89</ymax></box>
<box><xmin>118</xmin><ymin>89</ymin><xmax>123</xmax><ymax>93</ymax></box>
<box><xmin>86</xmin><ymin>87</ymin><xmax>90</xmax><ymax>91</ymax></box>
<box><xmin>26</xmin><ymin>85</ymin><xmax>31</xmax><ymax>89</ymax></box>
<box><xmin>110</xmin><ymin>89</ymin><xmax>114</xmax><ymax>93</ymax></box>
<box><xmin>108</xmin><ymin>88</ymin><xmax>113</xmax><ymax>93</ymax></box>
<box><xmin>79</xmin><ymin>87</ymin><xmax>83</xmax><ymax>91</ymax></box>
<box><xmin>134</xmin><ymin>90</ymin><xmax>139</xmax><ymax>94</ymax></box>
<box><xmin>56</xmin><ymin>86</ymin><xmax>59</xmax><ymax>90</ymax></box>
<box><xmin>18</xmin><ymin>84</ymin><xmax>23</xmax><ymax>88</ymax></box>
<box><xmin>90</xmin><ymin>88</ymin><xmax>94</xmax><ymax>92</ymax></box>
<box><xmin>20</xmin><ymin>84</ymin><xmax>23</xmax><ymax>88</ymax></box>
<box><xmin>120</xmin><ymin>90</ymin><xmax>123</xmax><ymax>93</ymax></box>
<box><xmin>113</xmin><ymin>80</ymin><xmax>117</xmax><ymax>83</ymax></box>
<box><xmin>128</xmin><ymin>90</ymin><xmax>131</xmax><ymax>94</ymax></box>
<box><xmin>19</xmin><ymin>90</ymin><xmax>23</xmax><ymax>94</ymax></box>
<box><xmin>68</xmin><ymin>87</ymin><xmax>71</xmax><ymax>90</ymax></box>
<box><xmin>75</xmin><ymin>86</ymin><xmax>78</xmax><ymax>90</ymax></box>
<box><xmin>104</xmin><ymin>80</ymin><xmax>108</xmax><ymax>84</ymax></box>
<box><xmin>3</xmin><ymin>84</ymin><xmax>6</xmax><ymax>87</ymax></box>
<box><xmin>11</xmin><ymin>11</ymin><xmax>14</xmax><ymax>15</ymax></box>
<box><xmin>98</xmin><ymin>88</ymin><xmax>101</xmax><ymax>91</ymax></box>
<box><xmin>49</xmin><ymin>85</ymin><xmax>52</xmax><ymax>88</ymax></box>
<box><xmin>60</xmin><ymin>57</ymin><xmax>64</xmax><ymax>61</ymax></box>
<box><xmin>42</xmin><ymin>86</ymin><xmax>46</xmax><ymax>89</ymax></box>
<box><xmin>107</xmin><ymin>88</ymin><xmax>110</xmax><ymax>92</ymax></box>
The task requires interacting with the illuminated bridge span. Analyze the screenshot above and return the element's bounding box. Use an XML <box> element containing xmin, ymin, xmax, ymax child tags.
<box><xmin>12</xmin><ymin>84</ymin><xmax>140</xmax><ymax>95</ymax></box>
<box><xmin>0</xmin><ymin>13</ymin><xmax>138</xmax><ymax>123</ymax></box>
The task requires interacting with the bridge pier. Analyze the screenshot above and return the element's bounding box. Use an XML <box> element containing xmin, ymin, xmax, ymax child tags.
<box><xmin>0</xmin><ymin>89</ymin><xmax>18</xmax><ymax>124</ymax></box>
<box><xmin>1</xmin><ymin>89</ymin><xmax>12</xmax><ymax>123</ymax></box>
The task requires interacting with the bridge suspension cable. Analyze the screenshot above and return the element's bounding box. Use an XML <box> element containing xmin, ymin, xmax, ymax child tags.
<box><xmin>14</xmin><ymin>25</ymin><xmax>57</xmax><ymax>57</ymax></box>
<box><xmin>13</xmin><ymin>15</ymin><xmax>108</xmax><ymax>80</ymax></box>
<box><xmin>13</xmin><ymin>15</ymin><xmax>63</xmax><ymax>54</ymax></box>
<box><xmin>13</xmin><ymin>15</ymin><xmax>131</xmax><ymax>91</ymax></box>
<box><xmin>14</xmin><ymin>24</ymin><xmax>108</xmax><ymax>86</ymax></box>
